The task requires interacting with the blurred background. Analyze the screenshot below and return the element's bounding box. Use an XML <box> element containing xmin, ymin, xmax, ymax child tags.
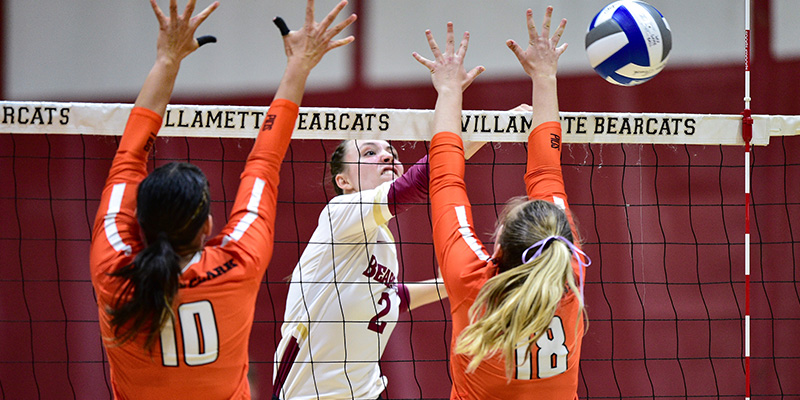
<box><xmin>3</xmin><ymin>0</ymin><xmax>798</xmax><ymax>114</ymax></box>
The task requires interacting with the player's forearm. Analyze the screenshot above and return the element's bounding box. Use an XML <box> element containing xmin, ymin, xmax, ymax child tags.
<box><xmin>245</xmin><ymin>99</ymin><xmax>299</xmax><ymax>177</ymax></box>
<box><xmin>133</xmin><ymin>57</ymin><xmax>181</xmax><ymax>118</ymax></box>
<box><xmin>405</xmin><ymin>278</ymin><xmax>448</xmax><ymax>311</ymax></box>
<box><xmin>387</xmin><ymin>155</ymin><xmax>429</xmax><ymax>215</ymax></box>
<box><xmin>433</xmin><ymin>87</ymin><xmax>463</xmax><ymax>138</ymax></box>
<box><xmin>273</xmin><ymin>59</ymin><xmax>311</xmax><ymax>106</ymax></box>
<box><xmin>531</xmin><ymin>74</ymin><xmax>559</xmax><ymax>128</ymax></box>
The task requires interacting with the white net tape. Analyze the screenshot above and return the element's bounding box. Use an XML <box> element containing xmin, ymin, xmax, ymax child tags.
<box><xmin>2</xmin><ymin>101</ymin><xmax>799</xmax><ymax>145</ymax></box>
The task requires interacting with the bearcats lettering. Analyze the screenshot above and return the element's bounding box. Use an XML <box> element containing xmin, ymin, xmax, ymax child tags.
<box><xmin>297</xmin><ymin>112</ymin><xmax>390</xmax><ymax>132</ymax></box>
<box><xmin>561</xmin><ymin>115</ymin><xmax>696</xmax><ymax>136</ymax></box>
<box><xmin>361</xmin><ymin>255</ymin><xmax>396</xmax><ymax>289</ymax></box>
<box><xmin>2</xmin><ymin>106</ymin><xmax>69</xmax><ymax>125</ymax></box>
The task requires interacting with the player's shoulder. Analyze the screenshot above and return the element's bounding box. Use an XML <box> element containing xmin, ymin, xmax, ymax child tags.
<box><xmin>328</xmin><ymin>181</ymin><xmax>392</xmax><ymax>207</ymax></box>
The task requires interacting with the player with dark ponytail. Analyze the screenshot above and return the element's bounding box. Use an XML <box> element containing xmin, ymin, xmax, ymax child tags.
<box><xmin>107</xmin><ymin>162</ymin><xmax>210</xmax><ymax>349</ymax></box>
<box><xmin>89</xmin><ymin>0</ymin><xmax>356</xmax><ymax>398</ymax></box>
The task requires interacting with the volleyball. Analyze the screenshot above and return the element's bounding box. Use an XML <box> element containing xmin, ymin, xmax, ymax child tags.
<box><xmin>585</xmin><ymin>0</ymin><xmax>672</xmax><ymax>86</ymax></box>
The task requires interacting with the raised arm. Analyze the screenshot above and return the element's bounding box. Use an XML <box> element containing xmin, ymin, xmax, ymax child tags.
<box><xmin>134</xmin><ymin>0</ymin><xmax>218</xmax><ymax>116</ymax></box>
<box><xmin>506</xmin><ymin>7</ymin><xmax>570</xmax><ymax>203</ymax></box>
<box><xmin>105</xmin><ymin>0</ymin><xmax>217</xmax><ymax>185</ymax></box>
<box><xmin>386</xmin><ymin>154</ymin><xmax>428</xmax><ymax>216</ymax></box>
<box><xmin>219</xmin><ymin>0</ymin><xmax>356</xmax><ymax>260</ymax></box>
<box><xmin>243</xmin><ymin>0</ymin><xmax>356</xmax><ymax>176</ymax></box>
<box><xmin>418</xmin><ymin>23</ymin><xmax>494</xmax><ymax>304</ymax></box>
<box><xmin>92</xmin><ymin>0</ymin><xmax>218</xmax><ymax>290</ymax></box>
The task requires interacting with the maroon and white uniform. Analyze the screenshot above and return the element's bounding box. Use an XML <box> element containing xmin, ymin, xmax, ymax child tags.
<box><xmin>272</xmin><ymin>156</ymin><xmax>428</xmax><ymax>400</ymax></box>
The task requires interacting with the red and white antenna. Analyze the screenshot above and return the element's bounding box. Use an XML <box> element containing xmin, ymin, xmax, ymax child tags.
<box><xmin>742</xmin><ymin>0</ymin><xmax>753</xmax><ymax>399</ymax></box>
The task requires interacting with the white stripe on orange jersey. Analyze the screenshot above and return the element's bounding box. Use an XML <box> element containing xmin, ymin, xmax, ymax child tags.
<box><xmin>552</xmin><ymin>196</ymin><xmax>566</xmax><ymax>210</ymax></box>
<box><xmin>103</xmin><ymin>183</ymin><xmax>132</xmax><ymax>255</ymax></box>
<box><xmin>227</xmin><ymin>177</ymin><xmax>265</xmax><ymax>243</ymax></box>
<box><xmin>455</xmin><ymin>205</ymin><xmax>490</xmax><ymax>261</ymax></box>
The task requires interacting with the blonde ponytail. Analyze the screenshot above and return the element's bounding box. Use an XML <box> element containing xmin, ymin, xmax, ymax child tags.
<box><xmin>454</xmin><ymin>198</ymin><xmax>587</xmax><ymax>379</ymax></box>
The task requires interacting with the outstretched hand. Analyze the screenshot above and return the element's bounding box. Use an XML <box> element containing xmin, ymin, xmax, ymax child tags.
<box><xmin>150</xmin><ymin>0</ymin><xmax>219</xmax><ymax>65</ymax></box>
<box><xmin>413</xmin><ymin>22</ymin><xmax>484</xmax><ymax>94</ymax></box>
<box><xmin>414</xmin><ymin>22</ymin><xmax>483</xmax><ymax>141</ymax></box>
<box><xmin>134</xmin><ymin>0</ymin><xmax>218</xmax><ymax>115</ymax></box>
<box><xmin>272</xmin><ymin>0</ymin><xmax>356</xmax><ymax>103</ymax></box>
<box><xmin>280</xmin><ymin>0</ymin><xmax>357</xmax><ymax>74</ymax></box>
<box><xmin>506</xmin><ymin>6</ymin><xmax>567</xmax><ymax>78</ymax></box>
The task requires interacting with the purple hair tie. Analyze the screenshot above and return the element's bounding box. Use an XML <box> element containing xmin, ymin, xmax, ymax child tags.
<box><xmin>520</xmin><ymin>235</ymin><xmax>591</xmax><ymax>304</ymax></box>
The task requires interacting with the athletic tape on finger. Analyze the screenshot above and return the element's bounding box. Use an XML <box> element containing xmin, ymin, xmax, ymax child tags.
<box><xmin>197</xmin><ymin>35</ymin><xmax>217</xmax><ymax>47</ymax></box>
<box><xmin>273</xmin><ymin>17</ymin><xmax>290</xmax><ymax>36</ymax></box>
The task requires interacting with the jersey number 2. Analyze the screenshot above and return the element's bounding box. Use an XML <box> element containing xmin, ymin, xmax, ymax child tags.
<box><xmin>160</xmin><ymin>300</ymin><xmax>219</xmax><ymax>367</ymax></box>
<box><xmin>368</xmin><ymin>292</ymin><xmax>391</xmax><ymax>334</ymax></box>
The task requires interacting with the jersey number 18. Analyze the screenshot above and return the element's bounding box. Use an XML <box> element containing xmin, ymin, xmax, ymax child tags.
<box><xmin>515</xmin><ymin>316</ymin><xmax>568</xmax><ymax>379</ymax></box>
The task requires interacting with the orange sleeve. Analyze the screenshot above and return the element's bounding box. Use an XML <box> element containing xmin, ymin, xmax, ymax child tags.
<box><xmin>525</xmin><ymin>121</ymin><xmax>567</xmax><ymax>205</ymax></box>
<box><xmin>241</xmin><ymin>99</ymin><xmax>298</xmax><ymax>181</ymax></box>
<box><xmin>429</xmin><ymin>132</ymin><xmax>494</xmax><ymax>315</ymax></box>
<box><xmin>524</xmin><ymin>121</ymin><xmax>585</xmax><ymax>278</ymax></box>
<box><xmin>90</xmin><ymin>107</ymin><xmax>162</xmax><ymax>295</ymax></box>
<box><xmin>210</xmin><ymin>99</ymin><xmax>299</xmax><ymax>276</ymax></box>
<box><xmin>106</xmin><ymin>107</ymin><xmax>162</xmax><ymax>186</ymax></box>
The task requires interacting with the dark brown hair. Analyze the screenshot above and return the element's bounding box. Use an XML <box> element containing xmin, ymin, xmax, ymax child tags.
<box><xmin>108</xmin><ymin>162</ymin><xmax>210</xmax><ymax>349</ymax></box>
<box><xmin>329</xmin><ymin>140</ymin><xmax>350</xmax><ymax>195</ymax></box>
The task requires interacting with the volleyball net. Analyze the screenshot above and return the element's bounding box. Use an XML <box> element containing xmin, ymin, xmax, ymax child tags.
<box><xmin>1</xmin><ymin>102</ymin><xmax>799</xmax><ymax>399</ymax></box>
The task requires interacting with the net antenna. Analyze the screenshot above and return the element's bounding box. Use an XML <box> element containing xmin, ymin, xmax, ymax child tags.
<box><xmin>743</xmin><ymin>0</ymin><xmax>753</xmax><ymax>398</ymax></box>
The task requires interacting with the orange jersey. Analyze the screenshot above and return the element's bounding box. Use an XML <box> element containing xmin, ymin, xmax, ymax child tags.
<box><xmin>429</xmin><ymin>122</ymin><xmax>585</xmax><ymax>400</ymax></box>
<box><xmin>89</xmin><ymin>99</ymin><xmax>298</xmax><ymax>400</ymax></box>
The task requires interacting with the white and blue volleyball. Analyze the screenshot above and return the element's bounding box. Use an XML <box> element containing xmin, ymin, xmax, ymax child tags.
<box><xmin>585</xmin><ymin>1</ymin><xmax>672</xmax><ymax>86</ymax></box>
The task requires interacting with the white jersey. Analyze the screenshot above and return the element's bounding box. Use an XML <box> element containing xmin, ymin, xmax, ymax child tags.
<box><xmin>274</xmin><ymin>180</ymin><xmax>403</xmax><ymax>400</ymax></box>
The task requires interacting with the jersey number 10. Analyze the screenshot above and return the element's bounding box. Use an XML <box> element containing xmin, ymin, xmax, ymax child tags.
<box><xmin>160</xmin><ymin>300</ymin><xmax>220</xmax><ymax>367</ymax></box>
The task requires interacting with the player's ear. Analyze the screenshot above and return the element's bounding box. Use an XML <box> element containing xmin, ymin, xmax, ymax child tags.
<box><xmin>335</xmin><ymin>173</ymin><xmax>355</xmax><ymax>194</ymax></box>
<box><xmin>196</xmin><ymin>214</ymin><xmax>213</xmax><ymax>246</ymax></box>
<box><xmin>204</xmin><ymin>215</ymin><xmax>213</xmax><ymax>237</ymax></box>
<box><xmin>491</xmin><ymin>245</ymin><xmax>503</xmax><ymax>263</ymax></box>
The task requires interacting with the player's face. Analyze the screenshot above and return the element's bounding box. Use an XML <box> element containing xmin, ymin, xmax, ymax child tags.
<box><xmin>339</xmin><ymin>140</ymin><xmax>404</xmax><ymax>193</ymax></box>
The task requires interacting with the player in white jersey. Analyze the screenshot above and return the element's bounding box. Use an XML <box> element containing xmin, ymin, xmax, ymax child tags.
<box><xmin>273</xmin><ymin>140</ymin><xmax>446</xmax><ymax>400</ymax></box>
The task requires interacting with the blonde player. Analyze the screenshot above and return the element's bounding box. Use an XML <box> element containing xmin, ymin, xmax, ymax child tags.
<box><xmin>89</xmin><ymin>0</ymin><xmax>355</xmax><ymax>398</ymax></box>
<box><xmin>416</xmin><ymin>7</ymin><xmax>590</xmax><ymax>399</ymax></box>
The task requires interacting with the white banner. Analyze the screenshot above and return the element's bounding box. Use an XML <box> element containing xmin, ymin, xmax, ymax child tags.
<box><xmin>0</xmin><ymin>101</ymin><xmax>793</xmax><ymax>145</ymax></box>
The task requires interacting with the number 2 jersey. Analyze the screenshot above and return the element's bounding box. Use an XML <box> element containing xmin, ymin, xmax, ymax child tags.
<box><xmin>89</xmin><ymin>99</ymin><xmax>299</xmax><ymax>400</ymax></box>
<box><xmin>429</xmin><ymin>122</ymin><xmax>585</xmax><ymax>400</ymax></box>
<box><xmin>273</xmin><ymin>157</ymin><xmax>428</xmax><ymax>400</ymax></box>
